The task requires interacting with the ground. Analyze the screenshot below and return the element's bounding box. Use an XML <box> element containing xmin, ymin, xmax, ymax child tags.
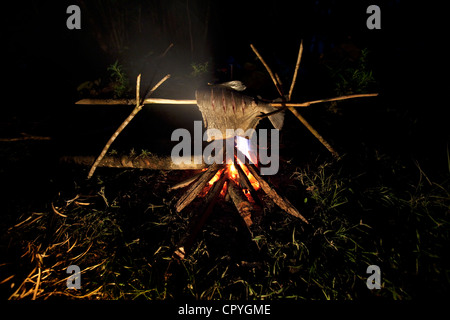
<box><xmin>1</xmin><ymin>101</ymin><xmax>449</xmax><ymax>300</ymax></box>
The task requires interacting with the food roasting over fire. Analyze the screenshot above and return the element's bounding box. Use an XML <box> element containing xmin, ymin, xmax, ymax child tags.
<box><xmin>195</xmin><ymin>81</ymin><xmax>285</xmax><ymax>141</ymax></box>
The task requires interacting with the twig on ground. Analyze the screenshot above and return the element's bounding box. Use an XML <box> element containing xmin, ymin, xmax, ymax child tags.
<box><xmin>0</xmin><ymin>133</ymin><xmax>51</xmax><ymax>142</ymax></box>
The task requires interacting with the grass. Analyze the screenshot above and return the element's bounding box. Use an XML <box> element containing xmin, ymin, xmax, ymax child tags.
<box><xmin>1</xmin><ymin>147</ymin><xmax>448</xmax><ymax>300</ymax></box>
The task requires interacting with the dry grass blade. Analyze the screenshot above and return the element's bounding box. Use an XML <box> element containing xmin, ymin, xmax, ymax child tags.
<box><xmin>0</xmin><ymin>274</ymin><xmax>15</xmax><ymax>285</ymax></box>
<box><xmin>51</xmin><ymin>202</ymin><xmax>67</xmax><ymax>218</ymax></box>
<box><xmin>32</xmin><ymin>267</ymin><xmax>41</xmax><ymax>300</ymax></box>
<box><xmin>68</xmin><ymin>285</ymin><xmax>104</xmax><ymax>299</ymax></box>
<box><xmin>9</xmin><ymin>267</ymin><xmax>37</xmax><ymax>299</ymax></box>
<box><xmin>11</xmin><ymin>213</ymin><xmax>44</xmax><ymax>229</ymax></box>
<box><xmin>70</xmin><ymin>242</ymin><xmax>93</xmax><ymax>261</ymax></box>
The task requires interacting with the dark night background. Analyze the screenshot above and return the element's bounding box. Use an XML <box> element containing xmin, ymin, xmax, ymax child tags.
<box><xmin>1</xmin><ymin>0</ymin><xmax>449</xmax><ymax>303</ymax></box>
<box><xmin>3</xmin><ymin>1</ymin><xmax>447</xmax><ymax>165</ymax></box>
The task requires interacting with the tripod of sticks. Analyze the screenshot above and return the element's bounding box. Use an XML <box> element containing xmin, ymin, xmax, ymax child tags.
<box><xmin>78</xmin><ymin>41</ymin><xmax>377</xmax><ymax>180</ymax></box>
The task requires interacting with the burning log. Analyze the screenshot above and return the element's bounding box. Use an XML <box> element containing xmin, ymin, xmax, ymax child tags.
<box><xmin>234</xmin><ymin>161</ymin><xmax>261</xmax><ymax>207</ymax></box>
<box><xmin>167</xmin><ymin>171</ymin><xmax>205</xmax><ymax>192</ymax></box>
<box><xmin>228</xmin><ymin>179</ymin><xmax>254</xmax><ymax>228</ymax></box>
<box><xmin>246</xmin><ymin>162</ymin><xmax>309</xmax><ymax>224</ymax></box>
<box><xmin>175</xmin><ymin>163</ymin><xmax>225</xmax><ymax>212</ymax></box>
<box><xmin>173</xmin><ymin>171</ymin><xmax>227</xmax><ymax>260</ymax></box>
<box><xmin>167</xmin><ymin>148</ymin><xmax>308</xmax><ymax>262</ymax></box>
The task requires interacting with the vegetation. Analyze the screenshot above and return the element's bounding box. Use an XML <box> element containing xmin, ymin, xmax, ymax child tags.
<box><xmin>107</xmin><ymin>60</ymin><xmax>130</xmax><ymax>99</ymax></box>
<box><xmin>1</xmin><ymin>147</ymin><xmax>448</xmax><ymax>300</ymax></box>
<box><xmin>325</xmin><ymin>48</ymin><xmax>377</xmax><ymax>114</ymax></box>
<box><xmin>330</xmin><ymin>48</ymin><xmax>376</xmax><ymax>97</ymax></box>
<box><xmin>190</xmin><ymin>61</ymin><xmax>210</xmax><ymax>78</ymax></box>
<box><xmin>76</xmin><ymin>61</ymin><xmax>131</xmax><ymax>99</ymax></box>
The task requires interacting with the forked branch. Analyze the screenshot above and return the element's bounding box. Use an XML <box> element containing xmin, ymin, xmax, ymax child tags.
<box><xmin>87</xmin><ymin>74</ymin><xmax>170</xmax><ymax>179</ymax></box>
<box><xmin>250</xmin><ymin>42</ymin><xmax>341</xmax><ymax>158</ymax></box>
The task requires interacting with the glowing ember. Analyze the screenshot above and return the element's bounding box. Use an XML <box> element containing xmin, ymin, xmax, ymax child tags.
<box><xmin>220</xmin><ymin>181</ymin><xmax>228</xmax><ymax>196</ymax></box>
<box><xmin>207</xmin><ymin>162</ymin><xmax>260</xmax><ymax>198</ymax></box>
<box><xmin>228</xmin><ymin>163</ymin><xmax>239</xmax><ymax>181</ymax></box>
<box><xmin>208</xmin><ymin>168</ymin><xmax>224</xmax><ymax>185</ymax></box>
<box><xmin>205</xmin><ymin>136</ymin><xmax>261</xmax><ymax>197</ymax></box>
<box><xmin>239</xmin><ymin>163</ymin><xmax>260</xmax><ymax>191</ymax></box>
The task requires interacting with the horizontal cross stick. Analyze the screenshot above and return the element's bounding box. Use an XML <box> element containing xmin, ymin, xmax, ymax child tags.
<box><xmin>76</xmin><ymin>98</ymin><xmax>197</xmax><ymax>106</ymax></box>
<box><xmin>75</xmin><ymin>93</ymin><xmax>377</xmax><ymax>108</ymax></box>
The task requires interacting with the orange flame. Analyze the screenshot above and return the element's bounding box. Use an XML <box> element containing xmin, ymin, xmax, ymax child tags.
<box><xmin>208</xmin><ymin>168</ymin><xmax>224</xmax><ymax>185</ymax></box>
<box><xmin>207</xmin><ymin>163</ymin><xmax>260</xmax><ymax>195</ymax></box>
<box><xmin>228</xmin><ymin>163</ymin><xmax>239</xmax><ymax>181</ymax></box>
<box><xmin>239</xmin><ymin>163</ymin><xmax>260</xmax><ymax>191</ymax></box>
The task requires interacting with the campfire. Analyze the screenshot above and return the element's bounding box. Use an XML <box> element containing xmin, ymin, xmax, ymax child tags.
<box><xmin>170</xmin><ymin>137</ymin><xmax>309</xmax><ymax>261</ymax></box>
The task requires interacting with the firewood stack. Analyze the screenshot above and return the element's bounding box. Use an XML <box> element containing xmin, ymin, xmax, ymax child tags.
<box><xmin>169</xmin><ymin>144</ymin><xmax>309</xmax><ymax>261</ymax></box>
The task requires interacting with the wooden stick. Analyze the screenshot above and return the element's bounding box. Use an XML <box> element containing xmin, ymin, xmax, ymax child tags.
<box><xmin>235</xmin><ymin>162</ymin><xmax>261</xmax><ymax>206</ymax></box>
<box><xmin>271</xmin><ymin>93</ymin><xmax>378</xmax><ymax>107</ymax></box>
<box><xmin>75</xmin><ymin>98</ymin><xmax>197</xmax><ymax>106</ymax></box>
<box><xmin>159</xmin><ymin>43</ymin><xmax>174</xmax><ymax>59</ymax></box>
<box><xmin>234</xmin><ymin>149</ymin><xmax>261</xmax><ymax>206</ymax></box>
<box><xmin>175</xmin><ymin>163</ymin><xmax>224</xmax><ymax>212</ymax></box>
<box><xmin>251</xmin><ymin>43</ymin><xmax>341</xmax><ymax>158</ymax></box>
<box><xmin>246</xmin><ymin>163</ymin><xmax>309</xmax><ymax>224</ymax></box>
<box><xmin>288</xmin><ymin>107</ymin><xmax>340</xmax><ymax>158</ymax></box>
<box><xmin>61</xmin><ymin>155</ymin><xmax>206</xmax><ymax>170</ymax></box>
<box><xmin>288</xmin><ymin>40</ymin><xmax>303</xmax><ymax>101</ymax></box>
<box><xmin>76</xmin><ymin>94</ymin><xmax>377</xmax><ymax>108</ymax></box>
<box><xmin>250</xmin><ymin>44</ymin><xmax>284</xmax><ymax>97</ymax></box>
<box><xmin>228</xmin><ymin>179</ymin><xmax>253</xmax><ymax>228</ymax></box>
<box><xmin>173</xmin><ymin>173</ymin><xmax>227</xmax><ymax>260</ymax></box>
<box><xmin>86</xmin><ymin>74</ymin><xmax>170</xmax><ymax>179</ymax></box>
<box><xmin>0</xmin><ymin>135</ymin><xmax>51</xmax><ymax>142</ymax></box>
<box><xmin>167</xmin><ymin>171</ymin><xmax>205</xmax><ymax>192</ymax></box>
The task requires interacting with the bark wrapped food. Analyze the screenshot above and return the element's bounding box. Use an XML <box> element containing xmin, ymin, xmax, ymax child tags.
<box><xmin>195</xmin><ymin>81</ymin><xmax>285</xmax><ymax>141</ymax></box>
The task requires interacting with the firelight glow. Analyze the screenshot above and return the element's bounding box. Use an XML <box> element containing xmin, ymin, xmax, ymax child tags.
<box><xmin>208</xmin><ymin>163</ymin><xmax>260</xmax><ymax>192</ymax></box>
<box><xmin>235</xmin><ymin>136</ymin><xmax>258</xmax><ymax>164</ymax></box>
<box><xmin>171</xmin><ymin>121</ymin><xmax>279</xmax><ymax>175</ymax></box>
